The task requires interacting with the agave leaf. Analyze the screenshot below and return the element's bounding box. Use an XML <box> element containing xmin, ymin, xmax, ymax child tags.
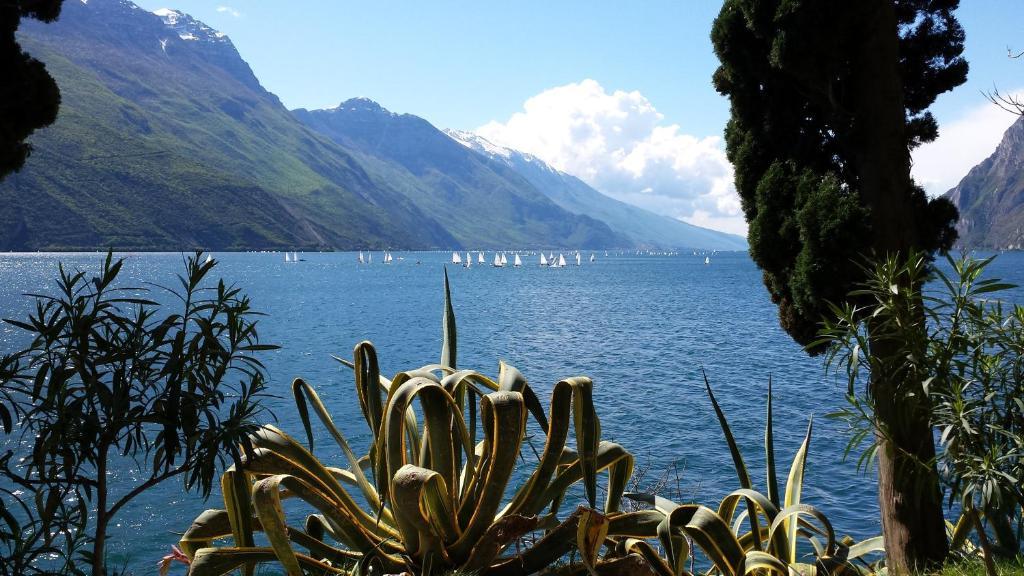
<box><xmin>623</xmin><ymin>492</ymin><xmax>680</xmax><ymax>516</ymax></box>
<box><xmin>567</xmin><ymin>376</ymin><xmax>601</xmax><ymax>508</ymax></box>
<box><xmin>607</xmin><ymin>510</ymin><xmax>664</xmax><ymax>538</ymax></box>
<box><xmin>768</xmin><ymin>503</ymin><xmax>836</xmax><ymax>563</ymax></box>
<box><xmin>765</xmin><ymin>376</ymin><xmax>780</xmax><ymax>508</ymax></box>
<box><xmin>189</xmin><ymin>547</ymin><xmax>345</xmax><ymax>576</ymax></box>
<box><xmin>705</xmin><ymin>374</ymin><xmax>761</xmax><ymax>551</ymax></box>
<box><xmin>845</xmin><ymin>535</ymin><xmax>884</xmax><ymax>560</ymax></box>
<box><xmin>782</xmin><ymin>419</ymin><xmax>813</xmax><ymax>563</ymax></box>
<box><xmin>948</xmin><ymin>513</ymin><xmax>974</xmax><ymax>551</ymax></box>
<box><xmin>504</xmin><ymin>378</ymin><xmax>581</xmax><ymax>517</ymax></box>
<box><xmin>577</xmin><ymin>508</ymin><xmax>610</xmax><ymax>576</ymax></box>
<box><xmin>392</xmin><ymin>464</ymin><xmax>457</xmax><ymax>561</ymax></box>
<box><xmin>442</xmin><ymin>267</ymin><xmax>456</xmax><ymax>369</ymax></box>
<box><xmin>498</xmin><ymin>361</ymin><xmax>550</xmax><ymax>433</ymax></box>
<box><xmin>741</xmin><ymin>550</ymin><xmax>790</xmax><ymax>576</ymax></box>
<box><xmin>251</xmin><ymin>427</ymin><xmax>397</xmax><ymax>536</ymax></box>
<box><xmin>451</xmin><ymin>391</ymin><xmax>527</xmax><ymax>561</ymax></box>
<box><xmin>620</xmin><ymin>538</ymin><xmax>680</xmax><ymax>576</ymax></box>
<box><xmin>292</xmin><ymin>378</ymin><xmax>382</xmax><ymax>511</ymax></box>
<box><xmin>354</xmin><ymin>341</ymin><xmax>385</xmax><ymax>442</ymax></box>
<box><xmin>717</xmin><ymin>489</ymin><xmax>784</xmax><ymax>555</ymax></box>
<box><xmin>656</xmin><ymin>510</ymin><xmax>691</xmax><ymax>576</ymax></box>
<box><xmin>179</xmin><ymin>509</ymin><xmax>235</xmax><ymax>559</ymax></box>
<box><xmin>668</xmin><ymin>504</ymin><xmax>746</xmax><ymax>576</ymax></box>
<box><xmin>462</xmin><ymin>514</ymin><xmax>540</xmax><ymax>572</ymax></box>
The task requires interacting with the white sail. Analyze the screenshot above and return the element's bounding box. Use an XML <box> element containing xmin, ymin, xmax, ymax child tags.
<box><xmin>358</xmin><ymin>251</ymin><xmax>365</xmax><ymax>264</ymax></box>
<box><xmin>285</xmin><ymin>252</ymin><xmax>291</xmax><ymax>263</ymax></box>
<box><xmin>500</xmin><ymin>253</ymin><xmax>508</xmax><ymax>265</ymax></box>
<box><xmin>575</xmin><ymin>252</ymin><xmax>581</xmax><ymax>266</ymax></box>
<box><xmin>493</xmin><ymin>253</ymin><xmax>503</xmax><ymax>267</ymax></box>
<box><xmin>548</xmin><ymin>252</ymin><xmax>555</xmax><ymax>262</ymax></box>
<box><xmin>465</xmin><ymin>252</ymin><xmax>471</xmax><ymax>267</ymax></box>
<box><xmin>540</xmin><ymin>253</ymin><xmax>548</xmax><ymax>266</ymax></box>
<box><xmin>368</xmin><ymin>252</ymin><xmax>372</xmax><ymax>264</ymax></box>
<box><xmin>514</xmin><ymin>254</ymin><xmax>522</xmax><ymax>267</ymax></box>
<box><xmin>590</xmin><ymin>253</ymin><xmax>595</xmax><ymax>263</ymax></box>
<box><xmin>205</xmin><ymin>254</ymin><xmax>212</xmax><ymax>264</ymax></box>
<box><xmin>558</xmin><ymin>254</ymin><xmax>566</xmax><ymax>267</ymax></box>
<box><xmin>705</xmin><ymin>256</ymin><xmax>711</xmax><ymax>265</ymax></box>
<box><xmin>384</xmin><ymin>251</ymin><xmax>393</xmax><ymax>263</ymax></box>
<box><xmin>452</xmin><ymin>252</ymin><xmax>462</xmax><ymax>264</ymax></box>
<box><xmin>478</xmin><ymin>251</ymin><xmax>485</xmax><ymax>263</ymax></box>
<box><xmin>294</xmin><ymin>252</ymin><xmax>300</xmax><ymax>261</ymax></box>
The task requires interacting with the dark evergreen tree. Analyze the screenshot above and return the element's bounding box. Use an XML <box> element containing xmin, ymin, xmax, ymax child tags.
<box><xmin>0</xmin><ymin>0</ymin><xmax>63</xmax><ymax>179</ymax></box>
<box><xmin>712</xmin><ymin>0</ymin><xmax>967</xmax><ymax>571</ymax></box>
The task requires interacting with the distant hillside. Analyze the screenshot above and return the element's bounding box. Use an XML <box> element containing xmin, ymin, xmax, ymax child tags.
<box><xmin>945</xmin><ymin>115</ymin><xmax>1024</xmax><ymax>249</ymax></box>
<box><xmin>445</xmin><ymin>130</ymin><xmax>748</xmax><ymax>250</ymax></box>
<box><xmin>6</xmin><ymin>0</ymin><xmax>456</xmax><ymax>251</ymax></box>
<box><xmin>292</xmin><ymin>99</ymin><xmax>625</xmax><ymax>249</ymax></box>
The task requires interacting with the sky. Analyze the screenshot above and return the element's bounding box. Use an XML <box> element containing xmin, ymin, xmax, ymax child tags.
<box><xmin>133</xmin><ymin>0</ymin><xmax>1024</xmax><ymax>236</ymax></box>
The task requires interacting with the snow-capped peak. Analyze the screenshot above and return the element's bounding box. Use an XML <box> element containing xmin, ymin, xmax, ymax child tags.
<box><xmin>444</xmin><ymin>129</ymin><xmax>513</xmax><ymax>159</ymax></box>
<box><xmin>153</xmin><ymin>7</ymin><xmax>230</xmax><ymax>43</ymax></box>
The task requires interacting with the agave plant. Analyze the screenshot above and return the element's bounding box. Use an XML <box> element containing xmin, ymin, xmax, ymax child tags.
<box><xmin>176</xmin><ymin>271</ymin><xmax>639</xmax><ymax>576</ymax></box>
<box><xmin>621</xmin><ymin>376</ymin><xmax>884</xmax><ymax>576</ymax></box>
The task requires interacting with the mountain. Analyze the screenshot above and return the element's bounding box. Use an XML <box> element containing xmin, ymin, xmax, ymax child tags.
<box><xmin>944</xmin><ymin>116</ymin><xmax>1024</xmax><ymax>250</ymax></box>
<box><xmin>4</xmin><ymin>0</ymin><xmax>459</xmax><ymax>250</ymax></box>
<box><xmin>292</xmin><ymin>99</ymin><xmax>625</xmax><ymax>249</ymax></box>
<box><xmin>444</xmin><ymin>130</ymin><xmax>748</xmax><ymax>250</ymax></box>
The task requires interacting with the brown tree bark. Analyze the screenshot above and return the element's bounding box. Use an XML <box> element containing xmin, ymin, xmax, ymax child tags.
<box><xmin>850</xmin><ymin>1</ymin><xmax>949</xmax><ymax>572</ymax></box>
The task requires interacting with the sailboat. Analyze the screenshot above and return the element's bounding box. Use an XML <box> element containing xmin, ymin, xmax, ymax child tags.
<box><xmin>284</xmin><ymin>252</ymin><xmax>292</xmax><ymax>263</ymax></box>
<box><xmin>384</xmin><ymin>251</ymin><xmax>393</xmax><ymax>264</ymax></box>
<box><xmin>358</xmin><ymin>251</ymin><xmax>365</xmax><ymax>264</ymax></box>
<box><xmin>705</xmin><ymin>256</ymin><xmax>711</xmax><ymax>265</ymax></box>
<box><xmin>513</xmin><ymin>254</ymin><xmax>522</xmax><ymax>267</ymax></box>
<box><xmin>548</xmin><ymin>252</ymin><xmax>555</xmax><ymax>263</ymax></box>
<box><xmin>558</xmin><ymin>254</ymin><xmax>567</xmax><ymax>267</ymax></box>
<box><xmin>590</xmin><ymin>253</ymin><xmax>596</xmax><ymax>263</ymax></box>
<box><xmin>205</xmin><ymin>254</ymin><xmax>212</xmax><ymax>264</ymax></box>
<box><xmin>500</xmin><ymin>253</ymin><xmax>508</xmax><ymax>266</ymax></box>
<box><xmin>478</xmin><ymin>252</ymin><xmax>485</xmax><ymax>264</ymax></box>
<box><xmin>539</xmin><ymin>253</ymin><xmax>548</xmax><ymax>266</ymax></box>
<box><xmin>493</xmin><ymin>253</ymin><xmax>504</xmax><ymax>267</ymax></box>
<box><xmin>368</xmin><ymin>252</ymin><xmax>372</xmax><ymax>264</ymax></box>
<box><xmin>465</xmin><ymin>252</ymin><xmax>472</xmax><ymax>268</ymax></box>
<box><xmin>575</xmin><ymin>252</ymin><xmax>581</xmax><ymax>266</ymax></box>
<box><xmin>452</xmin><ymin>252</ymin><xmax>462</xmax><ymax>265</ymax></box>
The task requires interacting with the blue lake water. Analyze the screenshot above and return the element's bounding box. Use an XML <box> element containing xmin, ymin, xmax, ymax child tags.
<box><xmin>1</xmin><ymin>250</ymin><xmax>1022</xmax><ymax>574</ymax></box>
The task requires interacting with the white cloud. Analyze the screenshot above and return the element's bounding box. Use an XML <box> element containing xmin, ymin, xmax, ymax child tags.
<box><xmin>216</xmin><ymin>5</ymin><xmax>241</xmax><ymax>17</ymax></box>
<box><xmin>476</xmin><ymin>79</ymin><xmax>745</xmax><ymax>235</ymax></box>
<box><xmin>912</xmin><ymin>91</ymin><xmax>1023</xmax><ymax>197</ymax></box>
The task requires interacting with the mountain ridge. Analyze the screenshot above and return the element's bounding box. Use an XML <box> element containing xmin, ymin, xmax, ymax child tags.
<box><xmin>443</xmin><ymin>129</ymin><xmax>748</xmax><ymax>250</ymax></box>
<box><xmin>6</xmin><ymin>0</ymin><xmax>746</xmax><ymax>251</ymax></box>
<box><xmin>944</xmin><ymin>115</ymin><xmax>1024</xmax><ymax>249</ymax></box>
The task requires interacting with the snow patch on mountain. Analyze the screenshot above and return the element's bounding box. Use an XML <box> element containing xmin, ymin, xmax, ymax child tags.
<box><xmin>153</xmin><ymin>7</ymin><xmax>230</xmax><ymax>43</ymax></box>
<box><xmin>445</xmin><ymin>129</ymin><xmax>560</xmax><ymax>176</ymax></box>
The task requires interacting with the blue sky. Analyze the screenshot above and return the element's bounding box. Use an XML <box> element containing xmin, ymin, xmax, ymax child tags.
<box><xmin>133</xmin><ymin>0</ymin><xmax>1024</xmax><ymax>234</ymax></box>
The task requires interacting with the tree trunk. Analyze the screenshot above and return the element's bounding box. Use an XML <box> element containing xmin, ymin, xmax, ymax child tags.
<box><xmin>850</xmin><ymin>1</ymin><xmax>949</xmax><ymax>572</ymax></box>
<box><xmin>92</xmin><ymin>450</ymin><xmax>108</xmax><ymax>576</ymax></box>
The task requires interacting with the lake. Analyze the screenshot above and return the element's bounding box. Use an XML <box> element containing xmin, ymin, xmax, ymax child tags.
<box><xmin>2</xmin><ymin>250</ymin><xmax>1022</xmax><ymax>574</ymax></box>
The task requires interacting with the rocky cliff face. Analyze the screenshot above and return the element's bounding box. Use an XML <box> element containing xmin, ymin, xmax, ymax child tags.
<box><xmin>945</xmin><ymin>116</ymin><xmax>1024</xmax><ymax>249</ymax></box>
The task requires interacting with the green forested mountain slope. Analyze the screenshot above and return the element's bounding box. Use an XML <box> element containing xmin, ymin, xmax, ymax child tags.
<box><xmin>3</xmin><ymin>0</ymin><xmax>450</xmax><ymax>250</ymax></box>
<box><xmin>292</xmin><ymin>99</ymin><xmax>626</xmax><ymax>249</ymax></box>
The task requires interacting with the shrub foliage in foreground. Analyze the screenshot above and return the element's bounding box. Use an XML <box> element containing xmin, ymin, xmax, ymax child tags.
<box><xmin>0</xmin><ymin>252</ymin><xmax>274</xmax><ymax>576</ymax></box>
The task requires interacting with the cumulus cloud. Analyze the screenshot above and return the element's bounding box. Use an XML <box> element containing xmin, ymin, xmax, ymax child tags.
<box><xmin>216</xmin><ymin>5</ymin><xmax>241</xmax><ymax>17</ymax></box>
<box><xmin>475</xmin><ymin>79</ymin><xmax>746</xmax><ymax>235</ymax></box>
<box><xmin>912</xmin><ymin>91</ymin><xmax>1023</xmax><ymax>197</ymax></box>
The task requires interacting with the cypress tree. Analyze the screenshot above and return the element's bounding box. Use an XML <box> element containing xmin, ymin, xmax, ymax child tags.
<box><xmin>712</xmin><ymin>1</ymin><xmax>967</xmax><ymax>571</ymax></box>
